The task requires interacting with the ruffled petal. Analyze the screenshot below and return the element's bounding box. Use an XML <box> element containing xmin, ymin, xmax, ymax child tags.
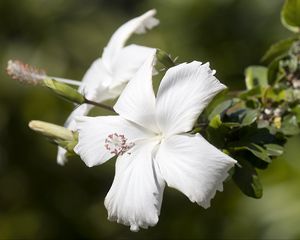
<box><xmin>156</xmin><ymin>61</ymin><xmax>226</xmax><ymax>136</ymax></box>
<box><xmin>102</xmin><ymin>9</ymin><xmax>159</xmax><ymax>67</ymax></box>
<box><xmin>104</xmin><ymin>140</ymin><xmax>165</xmax><ymax>232</ymax></box>
<box><xmin>110</xmin><ymin>44</ymin><xmax>156</xmax><ymax>89</ymax></box>
<box><xmin>156</xmin><ymin>134</ymin><xmax>236</xmax><ymax>208</ymax></box>
<box><xmin>114</xmin><ymin>50</ymin><xmax>158</xmax><ymax>133</ymax></box>
<box><xmin>74</xmin><ymin>116</ymin><xmax>153</xmax><ymax>167</ymax></box>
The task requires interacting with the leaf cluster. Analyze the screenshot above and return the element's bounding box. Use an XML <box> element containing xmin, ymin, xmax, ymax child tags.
<box><xmin>199</xmin><ymin>0</ymin><xmax>300</xmax><ymax>199</ymax></box>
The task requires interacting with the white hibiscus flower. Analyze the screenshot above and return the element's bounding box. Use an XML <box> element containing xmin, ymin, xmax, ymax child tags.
<box><xmin>57</xmin><ymin>9</ymin><xmax>159</xmax><ymax>165</ymax></box>
<box><xmin>74</xmin><ymin>50</ymin><xmax>237</xmax><ymax>231</ymax></box>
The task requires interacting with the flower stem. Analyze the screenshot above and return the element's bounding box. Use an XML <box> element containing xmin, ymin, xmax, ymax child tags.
<box><xmin>49</xmin><ymin>76</ymin><xmax>82</xmax><ymax>86</ymax></box>
<box><xmin>84</xmin><ymin>98</ymin><xmax>115</xmax><ymax>112</ymax></box>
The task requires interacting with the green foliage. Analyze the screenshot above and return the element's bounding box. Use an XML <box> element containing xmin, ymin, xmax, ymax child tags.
<box><xmin>232</xmin><ymin>158</ymin><xmax>263</xmax><ymax>199</ymax></box>
<box><xmin>264</xmin><ymin>144</ymin><xmax>284</xmax><ymax>156</ymax></box>
<box><xmin>241</xmin><ymin>109</ymin><xmax>259</xmax><ymax>126</ymax></box>
<box><xmin>245</xmin><ymin>66</ymin><xmax>268</xmax><ymax>90</ymax></box>
<box><xmin>281</xmin><ymin>115</ymin><xmax>300</xmax><ymax>135</ymax></box>
<box><xmin>216</xmin><ymin>0</ymin><xmax>300</xmax><ymax>197</ymax></box>
<box><xmin>262</xmin><ymin>38</ymin><xmax>298</xmax><ymax>64</ymax></box>
<box><xmin>281</xmin><ymin>0</ymin><xmax>300</xmax><ymax>33</ymax></box>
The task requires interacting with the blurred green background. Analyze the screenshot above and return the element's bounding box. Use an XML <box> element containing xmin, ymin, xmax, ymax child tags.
<box><xmin>1</xmin><ymin>0</ymin><xmax>300</xmax><ymax>239</ymax></box>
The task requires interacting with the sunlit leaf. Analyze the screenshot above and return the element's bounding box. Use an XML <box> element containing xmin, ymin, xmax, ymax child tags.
<box><xmin>281</xmin><ymin>0</ymin><xmax>300</xmax><ymax>33</ymax></box>
<box><xmin>292</xmin><ymin>105</ymin><xmax>300</xmax><ymax>122</ymax></box>
<box><xmin>209</xmin><ymin>114</ymin><xmax>222</xmax><ymax>128</ymax></box>
<box><xmin>262</xmin><ymin>38</ymin><xmax>297</xmax><ymax>64</ymax></box>
<box><xmin>281</xmin><ymin>115</ymin><xmax>300</xmax><ymax>135</ymax></box>
<box><xmin>245</xmin><ymin>66</ymin><xmax>268</xmax><ymax>90</ymax></box>
<box><xmin>241</xmin><ymin>109</ymin><xmax>258</xmax><ymax>126</ymax></box>
<box><xmin>264</xmin><ymin>144</ymin><xmax>284</xmax><ymax>156</ymax></box>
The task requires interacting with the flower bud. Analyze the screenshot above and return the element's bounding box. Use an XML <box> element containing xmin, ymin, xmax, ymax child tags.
<box><xmin>43</xmin><ymin>78</ymin><xmax>85</xmax><ymax>104</ymax></box>
<box><xmin>29</xmin><ymin>120</ymin><xmax>73</xmax><ymax>140</ymax></box>
<box><xmin>29</xmin><ymin>120</ymin><xmax>78</xmax><ymax>152</ymax></box>
<box><xmin>156</xmin><ymin>49</ymin><xmax>175</xmax><ymax>69</ymax></box>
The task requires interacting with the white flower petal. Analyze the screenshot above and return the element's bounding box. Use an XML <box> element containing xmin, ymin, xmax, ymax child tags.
<box><xmin>156</xmin><ymin>61</ymin><xmax>227</xmax><ymax>136</ymax></box>
<box><xmin>57</xmin><ymin>147</ymin><xmax>68</xmax><ymax>166</ymax></box>
<box><xmin>56</xmin><ymin>104</ymin><xmax>93</xmax><ymax>165</ymax></box>
<box><xmin>104</xmin><ymin>140</ymin><xmax>165</xmax><ymax>232</ymax></box>
<box><xmin>110</xmin><ymin>44</ymin><xmax>156</xmax><ymax>89</ymax></box>
<box><xmin>114</xmin><ymin>50</ymin><xmax>158</xmax><ymax>133</ymax></box>
<box><xmin>156</xmin><ymin>134</ymin><xmax>236</xmax><ymax>208</ymax></box>
<box><xmin>79</xmin><ymin>58</ymin><xmax>114</xmax><ymax>102</ymax></box>
<box><xmin>102</xmin><ymin>9</ymin><xmax>159</xmax><ymax>67</ymax></box>
<box><xmin>74</xmin><ymin>116</ymin><xmax>153</xmax><ymax>167</ymax></box>
<box><xmin>64</xmin><ymin>104</ymin><xmax>93</xmax><ymax>131</ymax></box>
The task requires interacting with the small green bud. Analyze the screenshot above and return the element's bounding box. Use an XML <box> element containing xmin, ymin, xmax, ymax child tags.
<box><xmin>44</xmin><ymin>78</ymin><xmax>85</xmax><ymax>104</ymax></box>
<box><xmin>156</xmin><ymin>49</ymin><xmax>175</xmax><ymax>69</ymax></box>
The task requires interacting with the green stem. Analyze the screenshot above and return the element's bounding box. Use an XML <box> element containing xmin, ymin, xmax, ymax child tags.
<box><xmin>84</xmin><ymin>98</ymin><xmax>115</xmax><ymax>112</ymax></box>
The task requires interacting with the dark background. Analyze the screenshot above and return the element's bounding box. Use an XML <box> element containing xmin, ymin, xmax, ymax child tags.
<box><xmin>1</xmin><ymin>0</ymin><xmax>300</xmax><ymax>239</ymax></box>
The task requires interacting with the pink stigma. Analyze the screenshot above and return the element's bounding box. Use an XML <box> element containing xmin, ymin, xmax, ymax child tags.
<box><xmin>104</xmin><ymin>133</ymin><xmax>134</xmax><ymax>156</ymax></box>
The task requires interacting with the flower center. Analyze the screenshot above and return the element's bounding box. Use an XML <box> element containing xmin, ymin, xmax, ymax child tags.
<box><xmin>104</xmin><ymin>133</ymin><xmax>134</xmax><ymax>156</ymax></box>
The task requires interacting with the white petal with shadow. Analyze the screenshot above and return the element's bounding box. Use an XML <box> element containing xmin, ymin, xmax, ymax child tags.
<box><xmin>156</xmin><ymin>133</ymin><xmax>236</xmax><ymax>208</ymax></box>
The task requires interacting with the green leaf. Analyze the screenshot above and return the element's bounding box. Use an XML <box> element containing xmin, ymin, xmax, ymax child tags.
<box><xmin>264</xmin><ymin>144</ymin><xmax>284</xmax><ymax>156</ymax></box>
<box><xmin>208</xmin><ymin>99</ymin><xmax>234</xmax><ymax>120</ymax></box>
<box><xmin>264</xmin><ymin>88</ymin><xmax>288</xmax><ymax>102</ymax></box>
<box><xmin>232</xmin><ymin>158</ymin><xmax>263</xmax><ymax>199</ymax></box>
<box><xmin>281</xmin><ymin>0</ymin><xmax>300</xmax><ymax>33</ymax></box>
<box><xmin>267</xmin><ymin>58</ymin><xmax>283</xmax><ymax>85</ymax></box>
<box><xmin>239</xmin><ymin>86</ymin><xmax>262</xmax><ymax>99</ymax></box>
<box><xmin>241</xmin><ymin>109</ymin><xmax>258</xmax><ymax>126</ymax></box>
<box><xmin>281</xmin><ymin>114</ymin><xmax>300</xmax><ymax>135</ymax></box>
<box><xmin>209</xmin><ymin>114</ymin><xmax>222</xmax><ymax>128</ymax></box>
<box><xmin>261</xmin><ymin>38</ymin><xmax>297</xmax><ymax>64</ymax></box>
<box><xmin>207</xmin><ymin>115</ymin><xmax>229</xmax><ymax>149</ymax></box>
<box><xmin>292</xmin><ymin>105</ymin><xmax>300</xmax><ymax>122</ymax></box>
<box><xmin>204</xmin><ymin>89</ymin><xmax>229</xmax><ymax>117</ymax></box>
<box><xmin>244</xmin><ymin>144</ymin><xmax>272</xmax><ymax>163</ymax></box>
<box><xmin>222</xmin><ymin>122</ymin><xmax>241</xmax><ymax>127</ymax></box>
<box><xmin>245</xmin><ymin>66</ymin><xmax>268</xmax><ymax>90</ymax></box>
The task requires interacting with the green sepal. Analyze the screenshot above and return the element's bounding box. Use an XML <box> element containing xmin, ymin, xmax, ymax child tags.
<box><xmin>44</xmin><ymin>78</ymin><xmax>85</xmax><ymax>104</ymax></box>
<box><xmin>156</xmin><ymin>49</ymin><xmax>176</xmax><ymax>69</ymax></box>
